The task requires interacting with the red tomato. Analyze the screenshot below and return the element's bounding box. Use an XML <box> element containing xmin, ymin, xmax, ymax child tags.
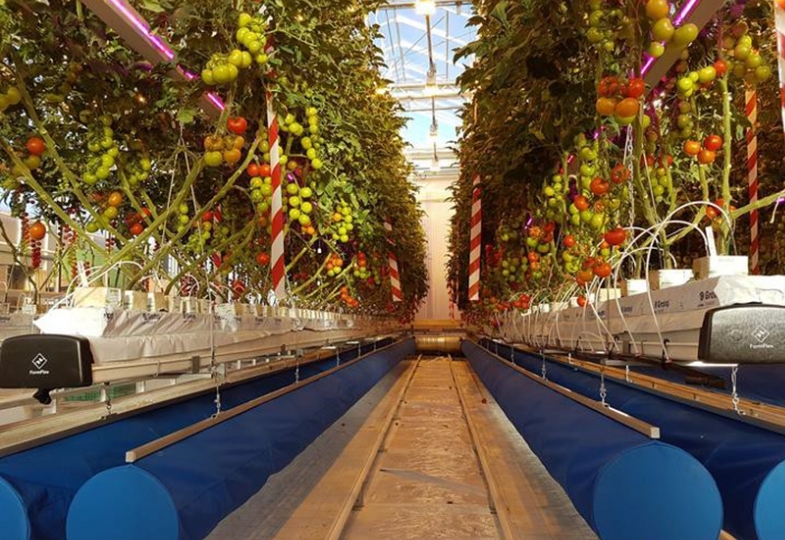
<box><xmin>626</xmin><ymin>78</ymin><xmax>646</xmax><ymax>99</ymax></box>
<box><xmin>590</xmin><ymin>177</ymin><xmax>610</xmax><ymax>196</ymax></box>
<box><xmin>604</xmin><ymin>227</ymin><xmax>627</xmax><ymax>246</ymax></box>
<box><xmin>611</xmin><ymin>164</ymin><xmax>629</xmax><ymax>184</ymax></box>
<box><xmin>29</xmin><ymin>221</ymin><xmax>46</xmax><ymax>240</ymax></box>
<box><xmin>714</xmin><ymin>59</ymin><xmax>728</xmax><ymax>77</ymax></box>
<box><xmin>703</xmin><ymin>135</ymin><xmax>723</xmax><ymax>152</ymax></box>
<box><xmin>259</xmin><ymin>164</ymin><xmax>272</xmax><ymax>177</ymax></box>
<box><xmin>202</xmin><ymin>211</ymin><xmax>214</xmax><ymax>222</ymax></box>
<box><xmin>593</xmin><ymin>262</ymin><xmax>613</xmax><ymax>278</ymax></box>
<box><xmin>563</xmin><ymin>235</ymin><xmax>577</xmax><ymax>248</ymax></box>
<box><xmin>543</xmin><ymin>221</ymin><xmax>556</xmax><ymax>233</ymax></box>
<box><xmin>130</xmin><ymin>222</ymin><xmax>144</xmax><ymax>236</ymax></box>
<box><xmin>697</xmin><ymin>149</ymin><xmax>716</xmax><ymax>165</ymax></box>
<box><xmin>683</xmin><ymin>140</ymin><xmax>701</xmax><ymax>156</ymax></box>
<box><xmin>577</xmin><ymin>296</ymin><xmax>587</xmax><ymax>308</ymax></box>
<box><xmin>527</xmin><ymin>252</ymin><xmax>540</xmax><ymax>264</ymax></box>
<box><xmin>615</xmin><ymin>97</ymin><xmax>640</xmax><ymax>118</ymax></box>
<box><xmin>232</xmin><ymin>280</ymin><xmax>246</xmax><ymax>293</ymax></box>
<box><xmin>598</xmin><ymin>76</ymin><xmax>619</xmax><ymax>97</ymax></box>
<box><xmin>140</xmin><ymin>208</ymin><xmax>153</xmax><ymax>218</ymax></box>
<box><xmin>256</xmin><ymin>252</ymin><xmax>270</xmax><ymax>265</ymax></box>
<box><xmin>227</xmin><ymin>117</ymin><xmax>248</xmax><ymax>135</ymax></box>
<box><xmin>577</xmin><ymin>269</ymin><xmax>594</xmax><ymax>285</ymax></box>
<box><xmin>247</xmin><ymin>163</ymin><xmax>261</xmax><ymax>177</ymax></box>
<box><xmin>574</xmin><ymin>195</ymin><xmax>590</xmax><ymax>211</ymax></box>
<box><xmin>26</xmin><ymin>137</ymin><xmax>46</xmax><ymax>156</ymax></box>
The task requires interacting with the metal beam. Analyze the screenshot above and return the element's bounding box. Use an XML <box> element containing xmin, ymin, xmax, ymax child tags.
<box><xmin>377</xmin><ymin>1</ymin><xmax>466</xmax><ymax>9</ymax></box>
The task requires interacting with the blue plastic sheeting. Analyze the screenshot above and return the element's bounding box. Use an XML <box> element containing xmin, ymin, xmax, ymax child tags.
<box><xmin>0</xmin><ymin>338</ymin><xmax>393</xmax><ymax>540</ymax></box>
<box><xmin>463</xmin><ymin>341</ymin><xmax>722</xmax><ymax>540</ymax></box>
<box><xmin>483</xmin><ymin>339</ymin><xmax>785</xmax><ymax>540</ymax></box>
<box><xmin>66</xmin><ymin>338</ymin><xmax>415</xmax><ymax>540</ymax></box>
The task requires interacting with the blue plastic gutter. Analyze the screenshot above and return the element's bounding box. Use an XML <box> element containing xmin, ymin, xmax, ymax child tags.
<box><xmin>0</xmin><ymin>337</ymin><xmax>399</xmax><ymax>540</ymax></box>
<box><xmin>462</xmin><ymin>341</ymin><xmax>722</xmax><ymax>540</ymax></box>
<box><xmin>64</xmin><ymin>338</ymin><xmax>415</xmax><ymax>540</ymax></box>
<box><xmin>483</xmin><ymin>339</ymin><xmax>785</xmax><ymax>540</ymax></box>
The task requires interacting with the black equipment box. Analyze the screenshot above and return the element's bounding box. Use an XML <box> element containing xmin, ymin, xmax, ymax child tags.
<box><xmin>0</xmin><ymin>334</ymin><xmax>94</xmax><ymax>389</ymax></box>
<box><xmin>698</xmin><ymin>304</ymin><xmax>785</xmax><ymax>364</ymax></box>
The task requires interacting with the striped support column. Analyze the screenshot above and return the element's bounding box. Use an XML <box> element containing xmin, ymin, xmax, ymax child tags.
<box><xmin>384</xmin><ymin>218</ymin><xmax>403</xmax><ymax>302</ymax></box>
<box><xmin>468</xmin><ymin>175</ymin><xmax>482</xmax><ymax>302</ymax></box>
<box><xmin>266</xmin><ymin>93</ymin><xmax>286</xmax><ymax>300</ymax></box>
<box><xmin>746</xmin><ymin>87</ymin><xmax>760</xmax><ymax>275</ymax></box>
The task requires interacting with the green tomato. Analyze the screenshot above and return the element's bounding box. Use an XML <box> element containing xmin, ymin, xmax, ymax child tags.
<box><xmin>289</xmin><ymin>208</ymin><xmax>301</xmax><ymax>220</ymax></box>
<box><xmin>698</xmin><ymin>66</ymin><xmax>717</xmax><ymax>84</ymax></box>
<box><xmin>301</xmin><ymin>202</ymin><xmax>313</xmax><ymax>214</ymax></box>
<box><xmin>652</xmin><ymin>18</ymin><xmax>676</xmax><ymax>42</ymax></box>
<box><xmin>95</xmin><ymin>166</ymin><xmax>111</xmax><ymax>180</ymax></box>
<box><xmin>289</xmin><ymin>196</ymin><xmax>301</xmax><ymax>207</ymax></box>
<box><xmin>590</xmin><ymin>213</ymin><xmax>605</xmax><ymax>230</ymax></box>
<box><xmin>300</xmin><ymin>186</ymin><xmax>313</xmax><ymax>199</ymax></box>
<box><xmin>228</xmin><ymin>50</ymin><xmax>244</xmax><ymax>67</ymax></box>
<box><xmin>238</xmin><ymin>12</ymin><xmax>253</xmax><ymax>27</ymax></box>
<box><xmin>311</xmin><ymin>158</ymin><xmax>323</xmax><ymax>170</ymax></box>
<box><xmin>205</xmin><ymin>151</ymin><xmax>223</xmax><ymax>167</ymax></box>
<box><xmin>580</xmin><ymin>209</ymin><xmax>594</xmax><ymax>224</ymax></box>
<box><xmin>734</xmin><ymin>43</ymin><xmax>751</xmax><ymax>61</ymax></box>
<box><xmin>673</xmin><ymin>23</ymin><xmax>699</xmax><ymax>47</ymax></box>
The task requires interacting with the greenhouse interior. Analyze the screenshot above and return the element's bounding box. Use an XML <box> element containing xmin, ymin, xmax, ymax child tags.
<box><xmin>3</xmin><ymin>0</ymin><xmax>785</xmax><ymax>539</ymax></box>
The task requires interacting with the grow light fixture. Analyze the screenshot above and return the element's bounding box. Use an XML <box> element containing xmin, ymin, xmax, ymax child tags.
<box><xmin>104</xmin><ymin>0</ymin><xmax>175</xmax><ymax>62</ymax></box>
<box><xmin>423</xmin><ymin>62</ymin><xmax>438</xmax><ymax>96</ymax></box>
<box><xmin>82</xmin><ymin>0</ymin><xmax>226</xmax><ymax>114</ymax></box>
<box><xmin>429</xmin><ymin>121</ymin><xmax>439</xmax><ymax>142</ymax></box>
<box><xmin>415</xmin><ymin>0</ymin><xmax>436</xmax><ymax>16</ymax></box>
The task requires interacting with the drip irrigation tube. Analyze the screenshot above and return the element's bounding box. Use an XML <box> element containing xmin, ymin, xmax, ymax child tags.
<box><xmin>463</xmin><ymin>340</ymin><xmax>723</xmax><ymax>540</ymax></box>
<box><xmin>0</xmin><ymin>338</ymin><xmax>395</xmax><ymax>540</ymax></box>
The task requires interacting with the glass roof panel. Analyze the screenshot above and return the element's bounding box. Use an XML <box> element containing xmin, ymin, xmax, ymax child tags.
<box><xmin>370</xmin><ymin>2</ymin><xmax>476</xmax><ymax>157</ymax></box>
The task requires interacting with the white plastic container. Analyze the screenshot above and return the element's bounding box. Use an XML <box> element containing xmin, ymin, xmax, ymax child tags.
<box><xmin>621</xmin><ymin>279</ymin><xmax>649</xmax><ymax>297</ymax></box>
<box><xmin>693</xmin><ymin>256</ymin><xmax>749</xmax><ymax>280</ymax></box>
<box><xmin>648</xmin><ymin>269</ymin><xmax>693</xmax><ymax>290</ymax></box>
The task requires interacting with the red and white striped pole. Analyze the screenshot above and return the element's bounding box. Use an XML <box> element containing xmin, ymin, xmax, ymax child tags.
<box><xmin>266</xmin><ymin>93</ymin><xmax>286</xmax><ymax>300</ymax></box>
<box><xmin>746</xmin><ymin>87</ymin><xmax>760</xmax><ymax>275</ymax></box>
<box><xmin>468</xmin><ymin>174</ymin><xmax>481</xmax><ymax>302</ymax></box>
<box><xmin>384</xmin><ymin>218</ymin><xmax>403</xmax><ymax>302</ymax></box>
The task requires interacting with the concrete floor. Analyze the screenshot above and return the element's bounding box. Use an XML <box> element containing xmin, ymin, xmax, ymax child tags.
<box><xmin>205</xmin><ymin>357</ymin><xmax>597</xmax><ymax>540</ymax></box>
